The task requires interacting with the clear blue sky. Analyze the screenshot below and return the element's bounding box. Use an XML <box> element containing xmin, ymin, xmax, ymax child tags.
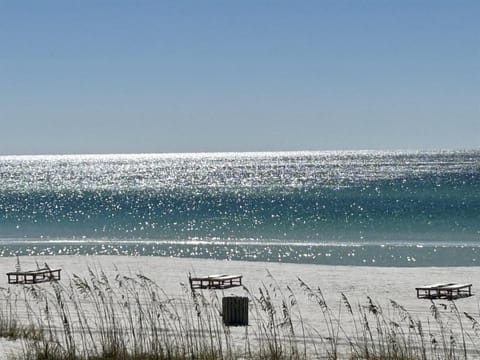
<box><xmin>1</xmin><ymin>1</ymin><xmax>478</xmax><ymax>155</ymax></box>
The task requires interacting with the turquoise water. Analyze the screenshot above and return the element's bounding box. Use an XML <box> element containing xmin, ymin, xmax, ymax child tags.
<box><xmin>1</xmin><ymin>150</ymin><xmax>479</xmax><ymax>266</ymax></box>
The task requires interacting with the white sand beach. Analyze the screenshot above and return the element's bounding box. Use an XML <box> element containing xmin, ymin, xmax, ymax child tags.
<box><xmin>1</xmin><ymin>256</ymin><xmax>479</xmax><ymax>359</ymax></box>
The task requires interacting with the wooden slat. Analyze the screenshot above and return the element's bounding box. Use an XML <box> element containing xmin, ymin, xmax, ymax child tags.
<box><xmin>441</xmin><ymin>283</ymin><xmax>472</xmax><ymax>290</ymax></box>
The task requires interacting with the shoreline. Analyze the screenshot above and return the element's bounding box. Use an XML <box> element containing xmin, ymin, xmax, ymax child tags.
<box><xmin>2</xmin><ymin>243</ymin><xmax>480</xmax><ymax>267</ymax></box>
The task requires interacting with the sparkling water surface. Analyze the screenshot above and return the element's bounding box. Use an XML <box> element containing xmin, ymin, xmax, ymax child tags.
<box><xmin>1</xmin><ymin>150</ymin><xmax>479</xmax><ymax>266</ymax></box>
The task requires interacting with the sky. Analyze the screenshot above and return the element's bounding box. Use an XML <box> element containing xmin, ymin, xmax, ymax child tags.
<box><xmin>0</xmin><ymin>1</ymin><xmax>478</xmax><ymax>155</ymax></box>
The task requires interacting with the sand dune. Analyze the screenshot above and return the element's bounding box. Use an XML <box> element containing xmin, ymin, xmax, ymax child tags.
<box><xmin>1</xmin><ymin>255</ymin><xmax>479</xmax><ymax>358</ymax></box>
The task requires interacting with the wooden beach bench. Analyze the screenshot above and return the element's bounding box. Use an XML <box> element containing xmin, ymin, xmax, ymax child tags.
<box><xmin>416</xmin><ymin>283</ymin><xmax>472</xmax><ymax>300</ymax></box>
<box><xmin>189</xmin><ymin>274</ymin><xmax>242</xmax><ymax>290</ymax></box>
<box><xmin>7</xmin><ymin>267</ymin><xmax>61</xmax><ymax>284</ymax></box>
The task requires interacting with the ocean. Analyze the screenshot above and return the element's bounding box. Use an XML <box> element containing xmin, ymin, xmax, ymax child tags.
<box><xmin>0</xmin><ymin>150</ymin><xmax>479</xmax><ymax>266</ymax></box>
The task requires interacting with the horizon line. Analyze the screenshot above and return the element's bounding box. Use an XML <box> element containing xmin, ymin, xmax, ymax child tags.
<box><xmin>1</xmin><ymin>147</ymin><xmax>479</xmax><ymax>159</ymax></box>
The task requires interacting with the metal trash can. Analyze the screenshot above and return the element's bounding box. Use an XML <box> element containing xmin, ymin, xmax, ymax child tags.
<box><xmin>222</xmin><ymin>296</ymin><xmax>248</xmax><ymax>326</ymax></box>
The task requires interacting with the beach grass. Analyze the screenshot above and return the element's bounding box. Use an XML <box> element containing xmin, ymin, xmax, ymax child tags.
<box><xmin>0</xmin><ymin>268</ymin><xmax>478</xmax><ymax>360</ymax></box>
